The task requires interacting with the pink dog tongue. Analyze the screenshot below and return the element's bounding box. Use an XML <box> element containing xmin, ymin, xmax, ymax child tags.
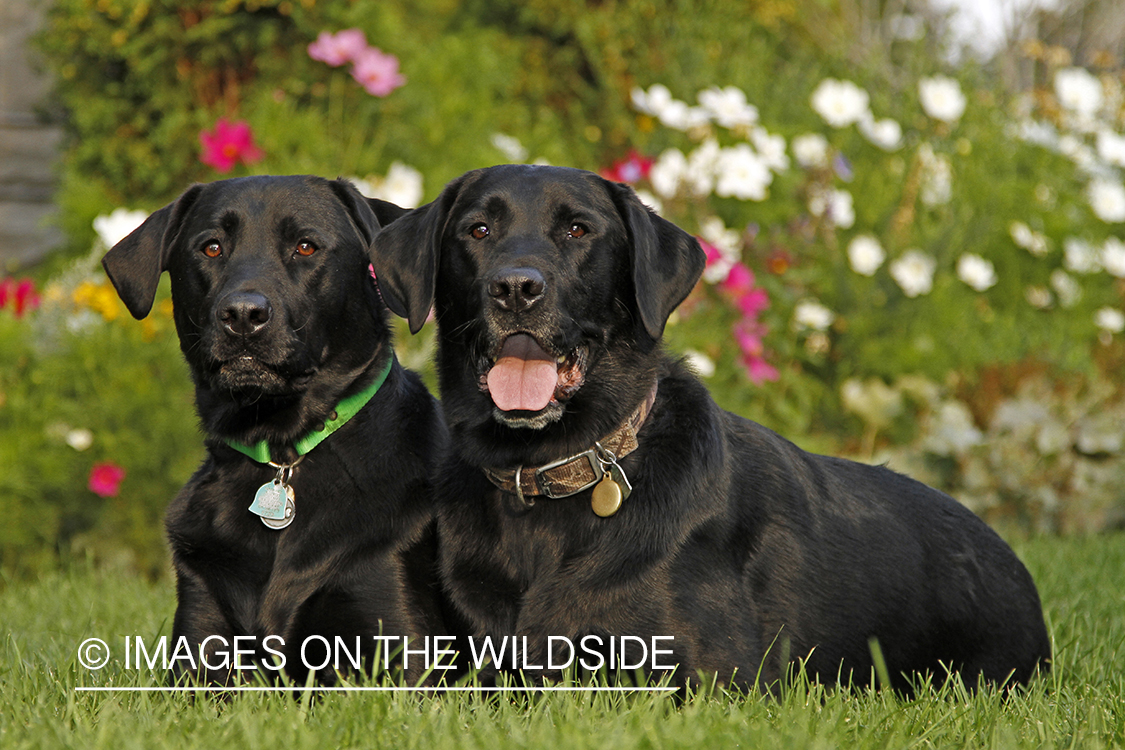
<box><xmin>487</xmin><ymin>334</ymin><xmax>558</xmax><ymax>412</ymax></box>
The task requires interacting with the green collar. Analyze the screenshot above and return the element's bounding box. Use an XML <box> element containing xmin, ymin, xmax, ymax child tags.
<box><xmin>224</xmin><ymin>355</ymin><xmax>394</xmax><ymax>465</ymax></box>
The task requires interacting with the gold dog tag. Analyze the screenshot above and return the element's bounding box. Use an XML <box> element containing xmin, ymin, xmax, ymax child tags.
<box><xmin>591</xmin><ymin>475</ymin><xmax>623</xmax><ymax>517</ymax></box>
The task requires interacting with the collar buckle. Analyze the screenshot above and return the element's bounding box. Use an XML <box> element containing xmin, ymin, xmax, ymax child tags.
<box><xmin>533</xmin><ymin>447</ymin><xmax>604</xmax><ymax>499</ymax></box>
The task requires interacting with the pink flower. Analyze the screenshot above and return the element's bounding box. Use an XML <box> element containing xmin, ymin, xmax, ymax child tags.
<box><xmin>733</xmin><ymin>318</ymin><xmax>766</xmax><ymax>357</ymax></box>
<box><xmin>350</xmin><ymin>47</ymin><xmax>406</xmax><ymax>97</ymax></box>
<box><xmin>719</xmin><ymin>262</ymin><xmax>756</xmax><ymax>298</ymax></box>
<box><xmin>0</xmin><ymin>277</ymin><xmax>39</xmax><ymax>317</ymax></box>
<box><xmin>88</xmin><ymin>462</ymin><xmax>126</xmax><ymax>498</ymax></box>
<box><xmin>307</xmin><ymin>29</ymin><xmax>368</xmax><ymax>67</ymax></box>
<box><xmin>744</xmin><ymin>355</ymin><xmax>780</xmax><ymax>384</ymax></box>
<box><xmin>700</xmin><ymin>240</ymin><xmax>725</xmax><ymax>269</ymax></box>
<box><xmin>733</xmin><ymin>316</ymin><xmax>778</xmax><ymax>385</ymax></box>
<box><xmin>735</xmin><ymin>287</ymin><xmax>769</xmax><ymax>318</ymax></box>
<box><xmin>733</xmin><ymin>320</ymin><xmax>778</xmax><ymax>384</ymax></box>
<box><xmin>199</xmin><ymin>119</ymin><xmax>264</xmax><ymax>173</ymax></box>
<box><xmin>0</xmin><ymin>277</ymin><xmax>14</xmax><ymax>310</ymax></box>
<box><xmin>601</xmin><ymin>150</ymin><xmax>654</xmax><ymax>184</ymax></box>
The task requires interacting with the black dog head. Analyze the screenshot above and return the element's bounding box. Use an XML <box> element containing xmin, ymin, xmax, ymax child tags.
<box><xmin>103</xmin><ymin>175</ymin><xmax>407</xmax><ymax>447</ymax></box>
<box><xmin>371</xmin><ymin>164</ymin><xmax>704</xmax><ymax>465</ymax></box>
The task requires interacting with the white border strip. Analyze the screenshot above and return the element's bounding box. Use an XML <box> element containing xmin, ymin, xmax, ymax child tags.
<box><xmin>76</xmin><ymin>686</ymin><xmax>677</xmax><ymax>693</ymax></box>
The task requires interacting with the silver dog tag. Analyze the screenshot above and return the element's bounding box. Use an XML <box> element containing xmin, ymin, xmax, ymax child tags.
<box><xmin>249</xmin><ymin>467</ymin><xmax>296</xmax><ymax>529</ymax></box>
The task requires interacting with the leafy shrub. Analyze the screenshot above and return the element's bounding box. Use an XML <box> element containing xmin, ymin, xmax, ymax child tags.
<box><xmin>0</xmin><ymin>259</ymin><xmax>200</xmax><ymax>577</ymax></box>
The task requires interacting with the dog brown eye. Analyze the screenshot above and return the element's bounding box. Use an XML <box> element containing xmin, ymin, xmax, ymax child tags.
<box><xmin>567</xmin><ymin>223</ymin><xmax>587</xmax><ymax>239</ymax></box>
<box><xmin>470</xmin><ymin>224</ymin><xmax>490</xmax><ymax>240</ymax></box>
<box><xmin>202</xmin><ymin>242</ymin><xmax>222</xmax><ymax>258</ymax></box>
<box><xmin>296</xmin><ymin>240</ymin><xmax>317</xmax><ymax>256</ymax></box>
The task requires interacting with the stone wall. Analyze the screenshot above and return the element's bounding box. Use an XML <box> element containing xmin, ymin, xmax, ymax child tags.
<box><xmin>0</xmin><ymin>0</ymin><xmax>63</xmax><ymax>271</ymax></box>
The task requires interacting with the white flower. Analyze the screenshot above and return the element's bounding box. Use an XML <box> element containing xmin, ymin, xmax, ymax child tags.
<box><xmin>631</xmin><ymin>84</ymin><xmax>673</xmax><ymax>117</ymax></box>
<box><xmin>1095</xmin><ymin>307</ymin><xmax>1125</xmax><ymax>333</ymax></box>
<box><xmin>714</xmin><ymin>144</ymin><xmax>772</xmax><ymax>201</ymax></box>
<box><xmin>918</xmin><ymin>76</ymin><xmax>967</xmax><ymax>123</ymax></box>
<box><xmin>918</xmin><ymin>145</ymin><xmax>953</xmax><ymax>206</ymax></box>
<box><xmin>352</xmin><ymin>163</ymin><xmax>422</xmax><ymax>207</ymax></box>
<box><xmin>858</xmin><ymin>114</ymin><xmax>903</xmax><ymax>151</ymax></box>
<box><xmin>923</xmin><ymin>401</ymin><xmax>983</xmax><ymax>456</ymax></box>
<box><xmin>376</xmin><ymin>162</ymin><xmax>424</xmax><ymax>208</ymax></box>
<box><xmin>890</xmin><ymin>250</ymin><xmax>937</xmax><ymax>297</ymax></box>
<box><xmin>699</xmin><ymin>216</ymin><xmax>740</xmax><ymax>283</ymax></box>
<box><xmin>847</xmin><ymin>235</ymin><xmax>885</xmax><ymax>276</ymax></box>
<box><xmin>490</xmin><ymin>133</ymin><xmax>528</xmax><ymax>162</ymax></box>
<box><xmin>649</xmin><ymin>148</ymin><xmax>687</xmax><ymax>198</ymax></box>
<box><xmin>1096</xmin><ymin>130</ymin><xmax>1125</xmax><ymax>169</ymax></box>
<box><xmin>348</xmin><ymin>176</ymin><xmax>375</xmax><ymax>197</ymax></box>
<box><xmin>1055</xmin><ymin>67</ymin><xmax>1104</xmax><ymax>118</ymax></box>
<box><xmin>685</xmin><ymin>139</ymin><xmax>721</xmax><ymax>196</ymax></box>
<box><xmin>1088</xmin><ymin>178</ymin><xmax>1125</xmax><ymax>223</ymax></box>
<box><xmin>810</xmin><ymin>78</ymin><xmax>870</xmax><ymax>128</ymax></box>
<box><xmin>793</xmin><ymin>300</ymin><xmax>836</xmax><ymax>331</ymax></box>
<box><xmin>749</xmin><ymin>127</ymin><xmax>790</xmax><ymax>172</ymax></box>
<box><xmin>809</xmin><ymin>188</ymin><xmax>854</xmax><ymax>229</ymax></box>
<box><xmin>697</xmin><ymin>86</ymin><xmax>759</xmax><ymax>130</ymax></box>
<box><xmin>1050</xmin><ymin>269</ymin><xmax>1082</xmax><ymax>308</ymax></box>
<box><xmin>658</xmin><ymin>99</ymin><xmax>710</xmax><ymax>131</ymax></box>
<box><xmin>65</xmin><ymin>428</ymin><xmax>94</xmax><ymax>452</ymax></box>
<box><xmin>1059</xmin><ymin>135</ymin><xmax>1098</xmax><ymax>171</ymax></box>
<box><xmin>841</xmin><ymin>378</ymin><xmax>902</xmax><ymax>429</ymax></box>
<box><xmin>684</xmin><ymin>349</ymin><xmax>716</xmax><ymax>378</ymax></box>
<box><xmin>1009</xmin><ymin>221</ymin><xmax>1049</xmax><ymax>257</ymax></box>
<box><xmin>1102</xmin><ymin>236</ymin><xmax>1125</xmax><ymax>277</ymax></box>
<box><xmin>1064</xmin><ymin>237</ymin><xmax>1101</xmax><ymax>274</ymax></box>
<box><xmin>956</xmin><ymin>254</ymin><xmax>998</xmax><ymax>291</ymax></box>
<box><xmin>1016</xmin><ymin>119</ymin><xmax>1059</xmax><ymax>149</ymax></box>
<box><xmin>699</xmin><ymin>216</ymin><xmax>740</xmax><ymax>256</ymax></box>
<box><xmin>1025</xmin><ymin>286</ymin><xmax>1053</xmax><ymax>309</ymax></box>
<box><xmin>93</xmin><ymin>208</ymin><xmax>148</xmax><ymax>248</ymax></box>
<box><xmin>792</xmin><ymin>133</ymin><xmax>830</xmax><ymax>169</ymax></box>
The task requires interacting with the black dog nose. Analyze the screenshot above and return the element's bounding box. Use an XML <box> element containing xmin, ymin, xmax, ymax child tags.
<box><xmin>218</xmin><ymin>291</ymin><xmax>272</xmax><ymax>335</ymax></box>
<box><xmin>487</xmin><ymin>268</ymin><xmax>546</xmax><ymax>313</ymax></box>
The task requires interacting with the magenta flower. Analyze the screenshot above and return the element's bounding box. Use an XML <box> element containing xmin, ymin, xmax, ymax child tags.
<box><xmin>744</xmin><ymin>354</ymin><xmax>780</xmax><ymax>384</ymax></box>
<box><xmin>88</xmin><ymin>462</ymin><xmax>126</xmax><ymax>498</ymax></box>
<box><xmin>350</xmin><ymin>47</ymin><xmax>406</xmax><ymax>97</ymax></box>
<box><xmin>736</xmin><ymin>287</ymin><xmax>769</xmax><ymax>318</ymax></box>
<box><xmin>0</xmin><ymin>277</ymin><xmax>39</xmax><ymax>318</ymax></box>
<box><xmin>719</xmin><ymin>262</ymin><xmax>756</xmax><ymax>298</ymax></box>
<box><xmin>601</xmin><ymin>150</ymin><xmax>654</xmax><ymax>184</ymax></box>
<box><xmin>199</xmin><ymin>118</ymin><xmax>264</xmax><ymax>173</ymax></box>
<box><xmin>700</xmin><ymin>240</ymin><xmax>724</xmax><ymax>268</ymax></box>
<box><xmin>308</xmin><ymin>29</ymin><xmax>369</xmax><ymax>67</ymax></box>
<box><xmin>734</xmin><ymin>319</ymin><xmax>779</xmax><ymax>384</ymax></box>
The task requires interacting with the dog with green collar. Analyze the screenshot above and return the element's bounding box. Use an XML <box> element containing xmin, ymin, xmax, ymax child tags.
<box><xmin>103</xmin><ymin>175</ymin><xmax>450</xmax><ymax>686</ymax></box>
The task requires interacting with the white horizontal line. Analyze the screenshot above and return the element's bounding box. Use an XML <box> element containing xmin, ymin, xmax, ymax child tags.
<box><xmin>76</xmin><ymin>685</ymin><xmax>677</xmax><ymax>693</ymax></box>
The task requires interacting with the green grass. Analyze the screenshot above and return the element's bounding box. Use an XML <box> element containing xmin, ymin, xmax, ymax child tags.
<box><xmin>2</xmin><ymin>535</ymin><xmax>1123</xmax><ymax>749</ymax></box>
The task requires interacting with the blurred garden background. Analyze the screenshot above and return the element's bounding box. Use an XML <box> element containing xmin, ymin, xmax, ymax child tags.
<box><xmin>3</xmin><ymin>0</ymin><xmax>1125</xmax><ymax>579</ymax></box>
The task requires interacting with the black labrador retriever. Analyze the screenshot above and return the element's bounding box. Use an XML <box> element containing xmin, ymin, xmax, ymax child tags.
<box><xmin>370</xmin><ymin>164</ymin><xmax>1051</xmax><ymax>692</ymax></box>
<box><xmin>103</xmin><ymin>175</ymin><xmax>449</xmax><ymax>685</ymax></box>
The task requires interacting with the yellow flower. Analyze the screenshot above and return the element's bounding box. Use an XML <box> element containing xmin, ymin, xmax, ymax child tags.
<box><xmin>73</xmin><ymin>280</ymin><xmax>123</xmax><ymax>321</ymax></box>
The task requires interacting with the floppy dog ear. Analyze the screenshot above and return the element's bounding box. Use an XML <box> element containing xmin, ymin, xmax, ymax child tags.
<box><xmin>101</xmin><ymin>185</ymin><xmax>203</xmax><ymax>320</ymax></box>
<box><xmin>610</xmin><ymin>182</ymin><xmax>706</xmax><ymax>341</ymax></box>
<box><xmin>368</xmin><ymin>176</ymin><xmax>465</xmax><ymax>334</ymax></box>
<box><xmin>327</xmin><ymin>178</ymin><xmax>409</xmax><ymax>246</ymax></box>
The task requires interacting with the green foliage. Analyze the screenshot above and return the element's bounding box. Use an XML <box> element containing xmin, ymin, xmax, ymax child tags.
<box><xmin>0</xmin><ymin>265</ymin><xmax>199</xmax><ymax>577</ymax></box>
<box><xmin>34</xmin><ymin>0</ymin><xmax>824</xmax><ymax>251</ymax></box>
<box><xmin>2</xmin><ymin>535</ymin><xmax>1124</xmax><ymax>748</ymax></box>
